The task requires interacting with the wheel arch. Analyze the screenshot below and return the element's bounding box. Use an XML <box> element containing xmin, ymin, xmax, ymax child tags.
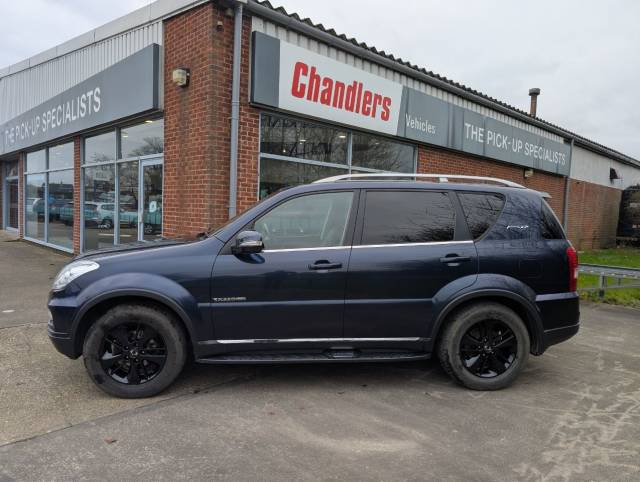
<box><xmin>70</xmin><ymin>291</ymin><xmax>196</xmax><ymax>359</ymax></box>
<box><xmin>432</xmin><ymin>290</ymin><xmax>544</xmax><ymax>355</ymax></box>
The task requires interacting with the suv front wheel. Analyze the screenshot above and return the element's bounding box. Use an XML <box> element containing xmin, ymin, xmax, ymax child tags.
<box><xmin>438</xmin><ymin>302</ymin><xmax>530</xmax><ymax>390</ymax></box>
<box><xmin>83</xmin><ymin>303</ymin><xmax>187</xmax><ymax>398</ymax></box>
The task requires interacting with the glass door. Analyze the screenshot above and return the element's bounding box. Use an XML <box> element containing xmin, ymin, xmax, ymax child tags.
<box><xmin>5</xmin><ymin>177</ymin><xmax>19</xmax><ymax>230</ymax></box>
<box><xmin>140</xmin><ymin>160</ymin><xmax>163</xmax><ymax>241</ymax></box>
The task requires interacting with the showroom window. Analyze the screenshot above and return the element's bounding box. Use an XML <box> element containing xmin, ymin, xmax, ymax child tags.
<box><xmin>23</xmin><ymin>143</ymin><xmax>75</xmax><ymax>251</ymax></box>
<box><xmin>82</xmin><ymin>118</ymin><xmax>164</xmax><ymax>251</ymax></box>
<box><xmin>259</xmin><ymin>113</ymin><xmax>416</xmax><ymax>198</ymax></box>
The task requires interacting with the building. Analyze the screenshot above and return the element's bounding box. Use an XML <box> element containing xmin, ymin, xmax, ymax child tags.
<box><xmin>1</xmin><ymin>0</ymin><xmax>639</xmax><ymax>254</ymax></box>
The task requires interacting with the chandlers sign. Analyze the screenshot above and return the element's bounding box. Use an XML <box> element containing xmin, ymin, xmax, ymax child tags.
<box><xmin>0</xmin><ymin>44</ymin><xmax>160</xmax><ymax>156</ymax></box>
<box><xmin>251</xmin><ymin>32</ymin><xmax>571</xmax><ymax>175</ymax></box>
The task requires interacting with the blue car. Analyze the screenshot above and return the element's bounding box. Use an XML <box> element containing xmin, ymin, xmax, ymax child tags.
<box><xmin>48</xmin><ymin>174</ymin><xmax>579</xmax><ymax>398</ymax></box>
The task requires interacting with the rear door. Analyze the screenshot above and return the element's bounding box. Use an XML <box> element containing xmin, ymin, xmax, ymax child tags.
<box><xmin>343</xmin><ymin>189</ymin><xmax>478</xmax><ymax>339</ymax></box>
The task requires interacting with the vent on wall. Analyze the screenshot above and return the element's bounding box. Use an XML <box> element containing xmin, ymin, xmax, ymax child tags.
<box><xmin>610</xmin><ymin>168</ymin><xmax>620</xmax><ymax>181</ymax></box>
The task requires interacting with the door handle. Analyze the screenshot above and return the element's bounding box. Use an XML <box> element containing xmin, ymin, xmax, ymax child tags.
<box><xmin>308</xmin><ymin>260</ymin><xmax>343</xmax><ymax>271</ymax></box>
<box><xmin>440</xmin><ymin>255</ymin><xmax>471</xmax><ymax>264</ymax></box>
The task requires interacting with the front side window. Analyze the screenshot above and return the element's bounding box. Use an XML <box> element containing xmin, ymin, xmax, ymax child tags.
<box><xmin>362</xmin><ymin>191</ymin><xmax>456</xmax><ymax>245</ymax></box>
<box><xmin>253</xmin><ymin>191</ymin><xmax>354</xmax><ymax>250</ymax></box>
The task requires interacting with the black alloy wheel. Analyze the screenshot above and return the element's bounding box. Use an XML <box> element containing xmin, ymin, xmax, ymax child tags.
<box><xmin>100</xmin><ymin>322</ymin><xmax>167</xmax><ymax>384</ymax></box>
<box><xmin>459</xmin><ymin>320</ymin><xmax>517</xmax><ymax>378</ymax></box>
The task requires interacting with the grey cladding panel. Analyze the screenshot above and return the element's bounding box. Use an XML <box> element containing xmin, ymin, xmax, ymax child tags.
<box><xmin>251</xmin><ymin>31</ymin><xmax>280</xmax><ymax>107</ymax></box>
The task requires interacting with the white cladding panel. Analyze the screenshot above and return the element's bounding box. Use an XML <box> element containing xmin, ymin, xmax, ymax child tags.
<box><xmin>0</xmin><ymin>21</ymin><xmax>163</xmax><ymax>125</ymax></box>
<box><xmin>251</xmin><ymin>17</ymin><xmax>565</xmax><ymax>144</ymax></box>
<box><xmin>571</xmin><ymin>145</ymin><xmax>640</xmax><ymax>190</ymax></box>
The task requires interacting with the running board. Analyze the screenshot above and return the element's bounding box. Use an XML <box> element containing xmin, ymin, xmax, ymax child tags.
<box><xmin>196</xmin><ymin>351</ymin><xmax>430</xmax><ymax>364</ymax></box>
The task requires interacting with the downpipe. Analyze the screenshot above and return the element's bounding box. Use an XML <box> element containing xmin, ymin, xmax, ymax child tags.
<box><xmin>228</xmin><ymin>1</ymin><xmax>245</xmax><ymax>218</ymax></box>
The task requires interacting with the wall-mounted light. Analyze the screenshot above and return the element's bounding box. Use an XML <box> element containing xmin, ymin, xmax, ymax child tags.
<box><xmin>524</xmin><ymin>168</ymin><xmax>534</xmax><ymax>179</ymax></box>
<box><xmin>172</xmin><ymin>68</ymin><xmax>190</xmax><ymax>88</ymax></box>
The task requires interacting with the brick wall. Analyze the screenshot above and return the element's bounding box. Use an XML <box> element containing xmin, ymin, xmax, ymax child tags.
<box><xmin>566</xmin><ymin>179</ymin><xmax>621</xmax><ymax>249</ymax></box>
<box><xmin>73</xmin><ymin>137</ymin><xmax>82</xmax><ymax>253</ymax></box>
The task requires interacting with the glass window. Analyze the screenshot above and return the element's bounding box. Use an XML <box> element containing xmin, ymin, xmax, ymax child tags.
<box><xmin>26</xmin><ymin>150</ymin><xmax>46</xmax><ymax>173</ymax></box>
<box><xmin>540</xmin><ymin>200</ymin><xmax>565</xmax><ymax>240</ymax></box>
<box><xmin>485</xmin><ymin>195</ymin><xmax>538</xmax><ymax>241</ymax></box>
<box><xmin>351</xmin><ymin>133</ymin><xmax>414</xmax><ymax>172</ymax></box>
<box><xmin>260</xmin><ymin>114</ymin><xmax>348</xmax><ymax>164</ymax></box>
<box><xmin>84</xmin><ymin>131</ymin><xmax>116</xmax><ymax>164</ymax></box>
<box><xmin>121</xmin><ymin>119</ymin><xmax>164</xmax><ymax>158</ymax></box>
<box><xmin>458</xmin><ymin>192</ymin><xmax>505</xmax><ymax>239</ymax></box>
<box><xmin>259</xmin><ymin>158</ymin><xmax>346</xmax><ymax>199</ymax></box>
<box><xmin>142</xmin><ymin>163</ymin><xmax>163</xmax><ymax>241</ymax></box>
<box><xmin>48</xmin><ymin>170</ymin><xmax>74</xmax><ymax>249</ymax></box>
<box><xmin>83</xmin><ymin>165</ymin><xmax>115</xmax><ymax>250</ymax></box>
<box><xmin>49</xmin><ymin>142</ymin><xmax>74</xmax><ymax>170</ymax></box>
<box><xmin>118</xmin><ymin>161</ymin><xmax>139</xmax><ymax>243</ymax></box>
<box><xmin>25</xmin><ymin>174</ymin><xmax>46</xmax><ymax>240</ymax></box>
<box><xmin>253</xmin><ymin>191</ymin><xmax>354</xmax><ymax>250</ymax></box>
<box><xmin>362</xmin><ymin>191</ymin><xmax>455</xmax><ymax>245</ymax></box>
<box><xmin>5</xmin><ymin>161</ymin><xmax>19</xmax><ymax>177</ymax></box>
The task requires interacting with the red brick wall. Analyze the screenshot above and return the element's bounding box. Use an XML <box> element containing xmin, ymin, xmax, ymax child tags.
<box><xmin>566</xmin><ymin>179</ymin><xmax>621</xmax><ymax>249</ymax></box>
<box><xmin>73</xmin><ymin>137</ymin><xmax>82</xmax><ymax>253</ymax></box>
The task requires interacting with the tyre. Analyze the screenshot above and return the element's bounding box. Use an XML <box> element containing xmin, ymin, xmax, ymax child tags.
<box><xmin>102</xmin><ymin>218</ymin><xmax>113</xmax><ymax>230</ymax></box>
<box><xmin>437</xmin><ymin>302</ymin><xmax>530</xmax><ymax>390</ymax></box>
<box><xmin>82</xmin><ymin>303</ymin><xmax>187</xmax><ymax>398</ymax></box>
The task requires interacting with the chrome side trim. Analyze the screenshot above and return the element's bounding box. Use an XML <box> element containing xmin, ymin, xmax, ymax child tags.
<box><xmin>262</xmin><ymin>240</ymin><xmax>473</xmax><ymax>253</ymax></box>
<box><xmin>263</xmin><ymin>246</ymin><xmax>350</xmax><ymax>253</ymax></box>
<box><xmin>353</xmin><ymin>240</ymin><xmax>473</xmax><ymax>249</ymax></box>
<box><xmin>211</xmin><ymin>337</ymin><xmax>426</xmax><ymax>345</ymax></box>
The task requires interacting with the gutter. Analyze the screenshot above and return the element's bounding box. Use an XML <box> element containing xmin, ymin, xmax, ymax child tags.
<box><xmin>229</xmin><ymin>0</ymin><xmax>247</xmax><ymax>218</ymax></box>
<box><xmin>245</xmin><ymin>0</ymin><xmax>640</xmax><ymax>170</ymax></box>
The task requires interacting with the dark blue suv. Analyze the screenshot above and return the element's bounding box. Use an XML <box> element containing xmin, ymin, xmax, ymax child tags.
<box><xmin>48</xmin><ymin>174</ymin><xmax>580</xmax><ymax>398</ymax></box>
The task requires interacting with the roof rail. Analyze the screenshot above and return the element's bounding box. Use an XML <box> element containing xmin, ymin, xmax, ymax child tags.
<box><xmin>313</xmin><ymin>173</ymin><xmax>526</xmax><ymax>188</ymax></box>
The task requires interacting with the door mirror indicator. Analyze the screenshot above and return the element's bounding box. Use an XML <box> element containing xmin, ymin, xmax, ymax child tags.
<box><xmin>233</xmin><ymin>230</ymin><xmax>264</xmax><ymax>254</ymax></box>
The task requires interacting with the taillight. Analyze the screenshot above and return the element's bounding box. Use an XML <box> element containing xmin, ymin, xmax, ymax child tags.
<box><xmin>566</xmin><ymin>246</ymin><xmax>578</xmax><ymax>292</ymax></box>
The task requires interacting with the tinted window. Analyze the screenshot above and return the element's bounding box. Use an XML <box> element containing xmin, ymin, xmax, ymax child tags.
<box><xmin>362</xmin><ymin>191</ymin><xmax>455</xmax><ymax>245</ymax></box>
<box><xmin>540</xmin><ymin>200</ymin><xmax>565</xmax><ymax>239</ymax></box>
<box><xmin>260</xmin><ymin>114</ymin><xmax>348</xmax><ymax>164</ymax></box>
<box><xmin>351</xmin><ymin>133</ymin><xmax>415</xmax><ymax>172</ymax></box>
<box><xmin>458</xmin><ymin>192</ymin><xmax>505</xmax><ymax>239</ymax></box>
<box><xmin>254</xmin><ymin>192</ymin><xmax>354</xmax><ymax>250</ymax></box>
<box><xmin>484</xmin><ymin>194</ymin><xmax>538</xmax><ymax>241</ymax></box>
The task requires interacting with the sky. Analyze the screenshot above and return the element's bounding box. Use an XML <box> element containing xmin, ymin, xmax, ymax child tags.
<box><xmin>1</xmin><ymin>0</ymin><xmax>639</xmax><ymax>159</ymax></box>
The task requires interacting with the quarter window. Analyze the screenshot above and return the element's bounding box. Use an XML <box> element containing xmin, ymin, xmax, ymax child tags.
<box><xmin>540</xmin><ymin>200</ymin><xmax>565</xmax><ymax>240</ymax></box>
<box><xmin>362</xmin><ymin>191</ymin><xmax>456</xmax><ymax>245</ymax></box>
<box><xmin>458</xmin><ymin>192</ymin><xmax>505</xmax><ymax>239</ymax></box>
<box><xmin>253</xmin><ymin>192</ymin><xmax>354</xmax><ymax>250</ymax></box>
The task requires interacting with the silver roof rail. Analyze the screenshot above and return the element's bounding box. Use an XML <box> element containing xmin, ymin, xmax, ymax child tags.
<box><xmin>313</xmin><ymin>173</ymin><xmax>526</xmax><ymax>189</ymax></box>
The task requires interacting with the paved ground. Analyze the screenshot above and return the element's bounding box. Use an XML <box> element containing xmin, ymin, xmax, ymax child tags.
<box><xmin>0</xmin><ymin>235</ymin><xmax>639</xmax><ymax>481</ymax></box>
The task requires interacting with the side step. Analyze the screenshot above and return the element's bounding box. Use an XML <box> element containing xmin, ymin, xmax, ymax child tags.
<box><xmin>196</xmin><ymin>351</ymin><xmax>430</xmax><ymax>365</ymax></box>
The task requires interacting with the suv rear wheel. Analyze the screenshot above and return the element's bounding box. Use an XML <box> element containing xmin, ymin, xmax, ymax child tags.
<box><xmin>83</xmin><ymin>303</ymin><xmax>187</xmax><ymax>398</ymax></box>
<box><xmin>438</xmin><ymin>302</ymin><xmax>530</xmax><ymax>390</ymax></box>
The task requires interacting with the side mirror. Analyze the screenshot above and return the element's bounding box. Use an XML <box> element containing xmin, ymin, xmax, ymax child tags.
<box><xmin>232</xmin><ymin>230</ymin><xmax>264</xmax><ymax>254</ymax></box>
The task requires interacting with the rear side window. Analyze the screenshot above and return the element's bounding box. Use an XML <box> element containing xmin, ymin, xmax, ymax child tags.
<box><xmin>540</xmin><ymin>200</ymin><xmax>565</xmax><ymax>239</ymax></box>
<box><xmin>362</xmin><ymin>191</ymin><xmax>455</xmax><ymax>245</ymax></box>
<box><xmin>457</xmin><ymin>192</ymin><xmax>505</xmax><ymax>239</ymax></box>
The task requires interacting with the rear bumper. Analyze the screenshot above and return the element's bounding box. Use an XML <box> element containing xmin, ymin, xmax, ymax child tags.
<box><xmin>535</xmin><ymin>291</ymin><xmax>580</xmax><ymax>353</ymax></box>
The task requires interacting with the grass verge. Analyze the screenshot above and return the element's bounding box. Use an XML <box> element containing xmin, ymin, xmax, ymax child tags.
<box><xmin>578</xmin><ymin>248</ymin><xmax>640</xmax><ymax>308</ymax></box>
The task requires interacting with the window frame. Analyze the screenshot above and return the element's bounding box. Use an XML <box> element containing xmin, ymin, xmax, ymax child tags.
<box><xmin>80</xmin><ymin>117</ymin><xmax>164</xmax><ymax>252</ymax></box>
<box><xmin>353</xmin><ymin>188</ymin><xmax>471</xmax><ymax>247</ymax></box>
<box><xmin>258</xmin><ymin>112</ymin><xmax>417</xmax><ymax>199</ymax></box>
<box><xmin>223</xmin><ymin>189</ymin><xmax>361</xmax><ymax>254</ymax></box>
<box><xmin>23</xmin><ymin>141</ymin><xmax>75</xmax><ymax>252</ymax></box>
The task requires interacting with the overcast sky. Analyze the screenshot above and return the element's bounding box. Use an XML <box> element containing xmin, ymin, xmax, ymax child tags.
<box><xmin>1</xmin><ymin>0</ymin><xmax>639</xmax><ymax>158</ymax></box>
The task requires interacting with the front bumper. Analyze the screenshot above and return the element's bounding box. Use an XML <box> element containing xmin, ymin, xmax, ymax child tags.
<box><xmin>47</xmin><ymin>291</ymin><xmax>82</xmax><ymax>359</ymax></box>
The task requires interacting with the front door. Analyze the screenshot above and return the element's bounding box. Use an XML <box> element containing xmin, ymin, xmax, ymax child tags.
<box><xmin>140</xmin><ymin>160</ymin><xmax>163</xmax><ymax>241</ymax></box>
<box><xmin>344</xmin><ymin>189</ymin><xmax>478</xmax><ymax>339</ymax></box>
<box><xmin>210</xmin><ymin>190</ymin><xmax>357</xmax><ymax>341</ymax></box>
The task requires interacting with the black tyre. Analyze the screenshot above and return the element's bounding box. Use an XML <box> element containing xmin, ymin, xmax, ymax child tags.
<box><xmin>437</xmin><ymin>302</ymin><xmax>530</xmax><ymax>390</ymax></box>
<box><xmin>83</xmin><ymin>303</ymin><xmax>187</xmax><ymax>398</ymax></box>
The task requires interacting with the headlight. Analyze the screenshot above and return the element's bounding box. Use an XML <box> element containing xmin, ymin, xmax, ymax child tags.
<box><xmin>52</xmin><ymin>260</ymin><xmax>100</xmax><ymax>291</ymax></box>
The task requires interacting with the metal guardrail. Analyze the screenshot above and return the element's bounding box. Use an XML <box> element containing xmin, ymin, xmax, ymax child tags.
<box><xmin>578</xmin><ymin>263</ymin><xmax>640</xmax><ymax>297</ymax></box>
